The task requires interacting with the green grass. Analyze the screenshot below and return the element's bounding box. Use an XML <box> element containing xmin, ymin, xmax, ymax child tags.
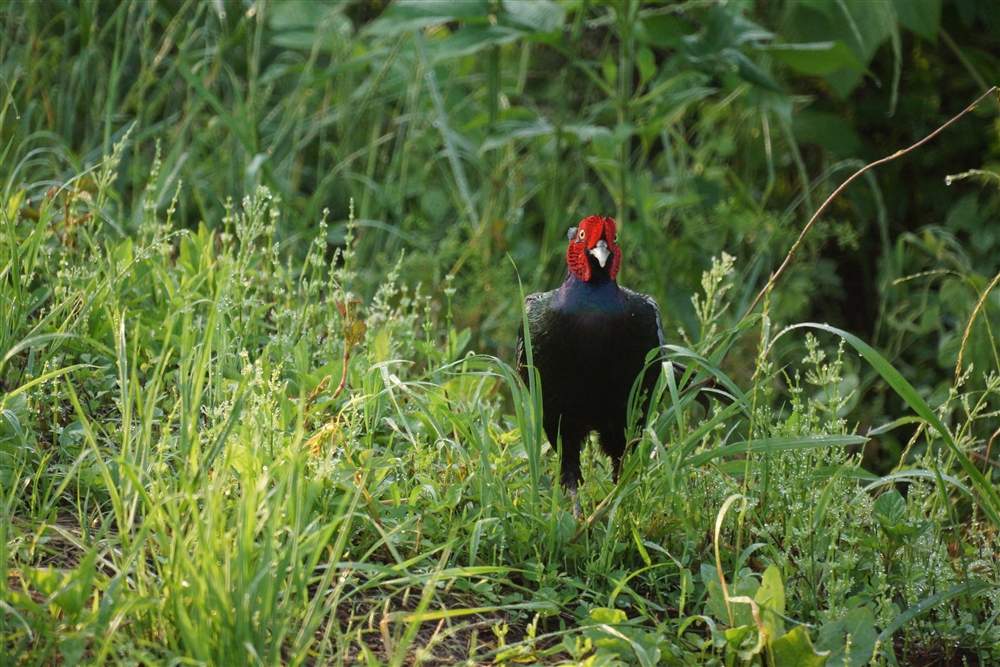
<box><xmin>2</xmin><ymin>151</ymin><xmax>999</xmax><ymax>664</ymax></box>
<box><xmin>3</xmin><ymin>1</ymin><xmax>1000</xmax><ymax>665</ymax></box>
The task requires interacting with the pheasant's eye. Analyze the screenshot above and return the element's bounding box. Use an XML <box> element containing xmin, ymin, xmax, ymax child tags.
<box><xmin>578</xmin><ymin>229</ymin><xmax>586</xmax><ymax>240</ymax></box>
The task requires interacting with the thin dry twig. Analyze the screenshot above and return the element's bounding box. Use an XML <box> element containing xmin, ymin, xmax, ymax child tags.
<box><xmin>740</xmin><ymin>86</ymin><xmax>999</xmax><ymax>323</ymax></box>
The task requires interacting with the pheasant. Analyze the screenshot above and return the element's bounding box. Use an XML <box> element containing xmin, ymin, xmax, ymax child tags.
<box><xmin>516</xmin><ymin>215</ymin><xmax>688</xmax><ymax>518</ymax></box>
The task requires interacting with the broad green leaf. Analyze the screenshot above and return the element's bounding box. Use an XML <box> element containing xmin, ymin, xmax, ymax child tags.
<box><xmin>640</xmin><ymin>14</ymin><xmax>691</xmax><ymax>49</ymax></box>
<box><xmin>702</xmin><ymin>562</ymin><xmax>730</xmax><ymax>622</ymax></box>
<box><xmin>893</xmin><ymin>0</ymin><xmax>941</xmax><ymax>41</ymax></box>
<box><xmin>435</xmin><ymin>25</ymin><xmax>525</xmax><ymax>60</ymax></box>
<box><xmin>679</xmin><ymin>6</ymin><xmax>782</xmax><ymax>91</ymax></box>
<box><xmin>706</xmin><ymin>6</ymin><xmax>775</xmax><ymax>45</ymax></box>
<box><xmin>817</xmin><ymin>607</ymin><xmax>877</xmax><ymax>667</ymax></box>
<box><xmin>563</xmin><ymin>123</ymin><xmax>613</xmax><ymax>143</ymax></box>
<box><xmin>447</xmin><ymin>327</ymin><xmax>472</xmax><ymax>361</ymax></box>
<box><xmin>55</xmin><ymin>552</ymin><xmax>96</xmax><ymax>620</ymax></box>
<box><xmin>366</xmin><ymin>0</ymin><xmax>489</xmax><ymax>36</ymax></box>
<box><xmin>27</xmin><ymin>567</ymin><xmax>62</xmax><ymax>598</ymax></box>
<box><xmin>755</xmin><ymin>565</ymin><xmax>787</xmax><ymax>639</ymax></box>
<box><xmin>419</xmin><ymin>187</ymin><xmax>449</xmax><ymax>223</ymax></box>
<box><xmin>873</xmin><ymin>490</ymin><xmax>907</xmax><ymax>530</ymax></box>
<box><xmin>269</xmin><ymin>0</ymin><xmax>336</xmax><ymax>29</ymax></box>
<box><xmin>755</xmin><ymin>566</ymin><xmax>786</xmax><ymax>615</ymax></box>
<box><xmin>757</xmin><ymin>41</ymin><xmax>868</xmax><ymax>75</ymax></box>
<box><xmin>797</xmin><ymin>0</ymin><xmax>835</xmax><ymax>18</ymax></box>
<box><xmin>590</xmin><ymin>607</ymin><xmax>628</xmax><ymax>625</ymax></box>
<box><xmin>730</xmin><ymin>48</ymin><xmax>785</xmax><ymax>92</ymax></box>
<box><xmin>373</xmin><ymin>329</ymin><xmax>392</xmax><ymax>363</ymax></box>
<box><xmin>502</xmin><ymin>0</ymin><xmax>564</xmax><ymax>33</ymax></box>
<box><xmin>724</xmin><ymin>625</ymin><xmax>755</xmax><ymax>654</ymax></box>
<box><xmin>636</xmin><ymin>45</ymin><xmax>656</xmax><ymax>85</ymax></box>
<box><xmin>780</xmin><ymin>0</ymin><xmax>895</xmax><ymax>97</ymax></box>
<box><xmin>785</xmin><ymin>0</ymin><xmax>893</xmax><ymax>62</ymax></box>
<box><xmin>268</xmin><ymin>1</ymin><xmax>353</xmax><ymax>52</ymax></box>
<box><xmin>703</xmin><ymin>564</ymin><xmax>760</xmax><ymax>628</ymax></box>
<box><xmin>384</xmin><ymin>0</ymin><xmax>489</xmax><ymax>22</ymax></box>
<box><xmin>770</xmin><ymin>625</ymin><xmax>829</xmax><ymax>666</ymax></box>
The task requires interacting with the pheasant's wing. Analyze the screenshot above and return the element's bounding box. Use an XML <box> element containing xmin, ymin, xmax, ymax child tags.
<box><xmin>516</xmin><ymin>291</ymin><xmax>552</xmax><ymax>380</ymax></box>
<box><xmin>621</xmin><ymin>287</ymin><xmax>665</xmax><ymax>347</ymax></box>
<box><xmin>636</xmin><ymin>291</ymin><xmax>666</xmax><ymax>348</ymax></box>
<box><xmin>623</xmin><ymin>288</ymin><xmax>692</xmax><ymax>384</ymax></box>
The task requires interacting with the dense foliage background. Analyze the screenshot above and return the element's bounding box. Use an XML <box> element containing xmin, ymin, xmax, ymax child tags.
<box><xmin>2</xmin><ymin>1</ymin><xmax>999</xmax><ymax>665</ymax></box>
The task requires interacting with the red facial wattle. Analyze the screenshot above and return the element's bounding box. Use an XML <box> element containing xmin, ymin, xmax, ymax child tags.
<box><xmin>566</xmin><ymin>216</ymin><xmax>622</xmax><ymax>282</ymax></box>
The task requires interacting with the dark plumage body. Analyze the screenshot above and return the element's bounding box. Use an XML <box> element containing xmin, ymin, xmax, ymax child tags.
<box><xmin>520</xmin><ymin>277</ymin><xmax>663</xmax><ymax>486</ymax></box>
<box><xmin>516</xmin><ymin>216</ymin><xmax>674</xmax><ymax>516</ymax></box>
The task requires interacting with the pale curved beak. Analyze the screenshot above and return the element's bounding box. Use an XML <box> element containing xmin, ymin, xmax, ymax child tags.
<box><xmin>589</xmin><ymin>239</ymin><xmax>610</xmax><ymax>268</ymax></box>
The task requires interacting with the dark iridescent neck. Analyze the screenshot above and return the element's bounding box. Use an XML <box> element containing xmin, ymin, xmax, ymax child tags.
<box><xmin>565</xmin><ymin>270</ymin><xmax>614</xmax><ymax>287</ymax></box>
<box><xmin>553</xmin><ymin>271</ymin><xmax>624</xmax><ymax>313</ymax></box>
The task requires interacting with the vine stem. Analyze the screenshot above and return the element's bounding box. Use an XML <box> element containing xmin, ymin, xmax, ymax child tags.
<box><xmin>331</xmin><ymin>341</ymin><xmax>351</xmax><ymax>402</ymax></box>
<box><xmin>739</xmin><ymin>85</ymin><xmax>999</xmax><ymax>323</ymax></box>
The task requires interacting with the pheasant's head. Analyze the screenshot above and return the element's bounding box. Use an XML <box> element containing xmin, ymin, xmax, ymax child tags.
<box><xmin>566</xmin><ymin>215</ymin><xmax>621</xmax><ymax>283</ymax></box>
